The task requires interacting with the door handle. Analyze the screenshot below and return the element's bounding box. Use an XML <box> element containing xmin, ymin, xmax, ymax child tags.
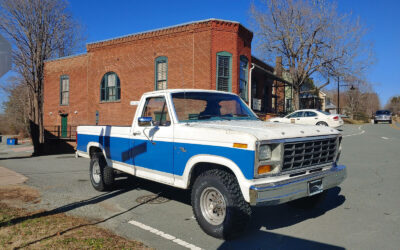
<box><xmin>133</xmin><ymin>131</ymin><xmax>141</xmax><ymax>136</ymax></box>
<box><xmin>315</xmin><ymin>118</ymin><xmax>318</xmax><ymax>119</ymax></box>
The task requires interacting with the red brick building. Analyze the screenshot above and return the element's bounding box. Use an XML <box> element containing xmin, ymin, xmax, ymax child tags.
<box><xmin>43</xmin><ymin>19</ymin><xmax>288</xmax><ymax>138</ymax></box>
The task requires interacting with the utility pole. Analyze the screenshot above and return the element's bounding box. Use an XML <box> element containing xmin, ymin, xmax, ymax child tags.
<box><xmin>337</xmin><ymin>76</ymin><xmax>340</xmax><ymax>114</ymax></box>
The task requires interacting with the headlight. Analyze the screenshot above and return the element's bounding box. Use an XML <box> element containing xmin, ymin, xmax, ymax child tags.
<box><xmin>259</xmin><ymin>145</ymin><xmax>271</xmax><ymax>161</ymax></box>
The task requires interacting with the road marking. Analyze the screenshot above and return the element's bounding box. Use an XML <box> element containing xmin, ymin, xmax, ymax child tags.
<box><xmin>343</xmin><ymin>125</ymin><xmax>365</xmax><ymax>137</ymax></box>
<box><xmin>128</xmin><ymin>220</ymin><xmax>202</xmax><ymax>250</ymax></box>
<box><xmin>381</xmin><ymin>137</ymin><xmax>389</xmax><ymax>140</ymax></box>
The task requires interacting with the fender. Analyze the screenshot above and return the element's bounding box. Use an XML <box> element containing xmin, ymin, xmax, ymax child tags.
<box><xmin>175</xmin><ymin>154</ymin><xmax>251</xmax><ymax>202</ymax></box>
<box><xmin>86</xmin><ymin>142</ymin><xmax>113</xmax><ymax>166</ymax></box>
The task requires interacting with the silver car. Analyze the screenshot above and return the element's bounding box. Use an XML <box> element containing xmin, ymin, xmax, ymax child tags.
<box><xmin>374</xmin><ymin>110</ymin><xmax>392</xmax><ymax>124</ymax></box>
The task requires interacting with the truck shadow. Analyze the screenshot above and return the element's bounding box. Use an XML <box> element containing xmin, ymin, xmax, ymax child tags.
<box><xmin>218</xmin><ymin>230</ymin><xmax>345</xmax><ymax>249</ymax></box>
<box><xmin>250</xmin><ymin>187</ymin><xmax>345</xmax><ymax>230</ymax></box>
<box><xmin>123</xmin><ymin>176</ymin><xmax>346</xmax><ymax>228</ymax></box>
<box><xmin>218</xmin><ymin>187</ymin><xmax>345</xmax><ymax>249</ymax></box>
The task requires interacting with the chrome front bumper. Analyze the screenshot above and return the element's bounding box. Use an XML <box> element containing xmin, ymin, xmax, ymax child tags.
<box><xmin>249</xmin><ymin>165</ymin><xmax>347</xmax><ymax>206</ymax></box>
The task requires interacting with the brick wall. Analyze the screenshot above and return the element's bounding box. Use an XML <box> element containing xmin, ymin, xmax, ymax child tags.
<box><xmin>43</xmin><ymin>20</ymin><xmax>254</xmax><ymax>129</ymax></box>
<box><xmin>44</xmin><ymin>54</ymin><xmax>88</xmax><ymax>127</ymax></box>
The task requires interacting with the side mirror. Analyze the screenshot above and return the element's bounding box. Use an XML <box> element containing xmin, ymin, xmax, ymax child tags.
<box><xmin>138</xmin><ymin>117</ymin><xmax>153</xmax><ymax>127</ymax></box>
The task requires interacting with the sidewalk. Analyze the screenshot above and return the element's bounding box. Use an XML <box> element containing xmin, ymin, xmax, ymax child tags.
<box><xmin>0</xmin><ymin>166</ymin><xmax>28</xmax><ymax>186</ymax></box>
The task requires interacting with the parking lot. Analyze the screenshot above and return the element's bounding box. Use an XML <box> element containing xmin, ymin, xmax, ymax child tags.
<box><xmin>1</xmin><ymin>123</ymin><xmax>400</xmax><ymax>249</ymax></box>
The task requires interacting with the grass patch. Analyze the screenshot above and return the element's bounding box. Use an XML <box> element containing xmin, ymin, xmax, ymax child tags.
<box><xmin>0</xmin><ymin>190</ymin><xmax>150</xmax><ymax>250</ymax></box>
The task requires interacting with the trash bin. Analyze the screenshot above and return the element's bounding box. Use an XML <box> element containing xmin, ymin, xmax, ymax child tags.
<box><xmin>7</xmin><ymin>138</ymin><xmax>18</xmax><ymax>145</ymax></box>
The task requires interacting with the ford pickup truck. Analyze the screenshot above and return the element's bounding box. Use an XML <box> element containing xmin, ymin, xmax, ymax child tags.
<box><xmin>76</xmin><ymin>89</ymin><xmax>347</xmax><ymax>239</ymax></box>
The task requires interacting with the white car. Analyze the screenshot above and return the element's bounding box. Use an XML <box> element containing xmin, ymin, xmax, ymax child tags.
<box><xmin>269</xmin><ymin>109</ymin><xmax>344</xmax><ymax>128</ymax></box>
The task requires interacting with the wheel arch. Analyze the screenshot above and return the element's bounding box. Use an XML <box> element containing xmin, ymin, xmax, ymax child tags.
<box><xmin>87</xmin><ymin>142</ymin><xmax>112</xmax><ymax>166</ymax></box>
<box><xmin>181</xmin><ymin>154</ymin><xmax>249</xmax><ymax>201</ymax></box>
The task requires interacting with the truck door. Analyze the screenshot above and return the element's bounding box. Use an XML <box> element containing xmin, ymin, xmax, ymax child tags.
<box><xmin>131</xmin><ymin>96</ymin><xmax>174</xmax><ymax>184</ymax></box>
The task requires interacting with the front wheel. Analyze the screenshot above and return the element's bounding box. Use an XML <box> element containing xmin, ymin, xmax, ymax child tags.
<box><xmin>191</xmin><ymin>169</ymin><xmax>251</xmax><ymax>239</ymax></box>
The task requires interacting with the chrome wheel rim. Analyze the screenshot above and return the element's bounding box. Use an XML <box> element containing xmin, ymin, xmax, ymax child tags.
<box><xmin>92</xmin><ymin>161</ymin><xmax>101</xmax><ymax>183</ymax></box>
<box><xmin>200</xmin><ymin>187</ymin><xmax>226</xmax><ymax>225</ymax></box>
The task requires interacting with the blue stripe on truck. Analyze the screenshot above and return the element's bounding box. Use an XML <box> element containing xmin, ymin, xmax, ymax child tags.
<box><xmin>77</xmin><ymin>133</ymin><xmax>255</xmax><ymax>179</ymax></box>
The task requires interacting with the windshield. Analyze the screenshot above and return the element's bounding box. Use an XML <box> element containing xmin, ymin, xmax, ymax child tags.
<box><xmin>376</xmin><ymin>110</ymin><xmax>391</xmax><ymax>115</ymax></box>
<box><xmin>171</xmin><ymin>92</ymin><xmax>259</xmax><ymax>122</ymax></box>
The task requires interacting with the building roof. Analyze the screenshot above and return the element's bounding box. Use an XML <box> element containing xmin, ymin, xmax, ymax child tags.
<box><xmin>44</xmin><ymin>52</ymin><xmax>87</xmax><ymax>63</ymax></box>
<box><xmin>46</xmin><ymin>18</ymin><xmax>253</xmax><ymax>63</ymax></box>
<box><xmin>87</xmin><ymin>18</ymin><xmax>253</xmax><ymax>50</ymax></box>
<box><xmin>325</xmin><ymin>103</ymin><xmax>337</xmax><ymax>109</ymax></box>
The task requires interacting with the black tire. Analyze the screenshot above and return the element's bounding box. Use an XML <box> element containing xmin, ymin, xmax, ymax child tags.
<box><xmin>191</xmin><ymin>169</ymin><xmax>251</xmax><ymax>239</ymax></box>
<box><xmin>389</xmin><ymin>120</ymin><xmax>392</xmax><ymax>124</ymax></box>
<box><xmin>374</xmin><ymin>120</ymin><xmax>377</xmax><ymax>124</ymax></box>
<box><xmin>316</xmin><ymin>121</ymin><xmax>328</xmax><ymax>126</ymax></box>
<box><xmin>288</xmin><ymin>191</ymin><xmax>327</xmax><ymax>209</ymax></box>
<box><xmin>89</xmin><ymin>153</ymin><xmax>114</xmax><ymax>191</ymax></box>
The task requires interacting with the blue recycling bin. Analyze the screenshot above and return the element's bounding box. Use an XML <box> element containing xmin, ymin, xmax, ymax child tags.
<box><xmin>7</xmin><ymin>138</ymin><xmax>18</xmax><ymax>145</ymax></box>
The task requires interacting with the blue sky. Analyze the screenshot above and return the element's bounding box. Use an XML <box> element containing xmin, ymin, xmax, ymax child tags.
<box><xmin>1</xmin><ymin>0</ymin><xmax>399</xmax><ymax>108</ymax></box>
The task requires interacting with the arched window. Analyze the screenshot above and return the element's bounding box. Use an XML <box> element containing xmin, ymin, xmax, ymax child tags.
<box><xmin>155</xmin><ymin>56</ymin><xmax>168</xmax><ymax>90</ymax></box>
<box><xmin>239</xmin><ymin>55</ymin><xmax>249</xmax><ymax>101</ymax></box>
<box><xmin>100</xmin><ymin>72</ymin><xmax>120</xmax><ymax>102</ymax></box>
<box><xmin>216</xmin><ymin>51</ymin><xmax>232</xmax><ymax>92</ymax></box>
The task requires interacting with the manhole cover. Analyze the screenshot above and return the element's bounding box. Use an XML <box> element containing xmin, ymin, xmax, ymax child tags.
<box><xmin>56</xmin><ymin>155</ymin><xmax>75</xmax><ymax>159</ymax></box>
<box><xmin>136</xmin><ymin>194</ymin><xmax>170</xmax><ymax>204</ymax></box>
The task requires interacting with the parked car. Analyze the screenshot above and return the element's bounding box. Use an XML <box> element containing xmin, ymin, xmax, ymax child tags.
<box><xmin>374</xmin><ymin>110</ymin><xmax>392</xmax><ymax>124</ymax></box>
<box><xmin>76</xmin><ymin>90</ymin><xmax>346</xmax><ymax>239</ymax></box>
<box><xmin>269</xmin><ymin>109</ymin><xmax>344</xmax><ymax>128</ymax></box>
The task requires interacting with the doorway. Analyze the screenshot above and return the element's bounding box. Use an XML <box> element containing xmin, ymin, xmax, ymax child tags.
<box><xmin>61</xmin><ymin>115</ymin><xmax>68</xmax><ymax>138</ymax></box>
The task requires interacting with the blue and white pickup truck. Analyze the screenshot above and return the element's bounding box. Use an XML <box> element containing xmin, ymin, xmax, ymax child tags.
<box><xmin>76</xmin><ymin>89</ymin><xmax>347</xmax><ymax>239</ymax></box>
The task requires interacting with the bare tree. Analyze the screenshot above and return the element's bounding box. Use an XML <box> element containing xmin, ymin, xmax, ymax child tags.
<box><xmin>251</xmin><ymin>0</ymin><xmax>374</xmax><ymax>109</ymax></box>
<box><xmin>385</xmin><ymin>96</ymin><xmax>400</xmax><ymax>115</ymax></box>
<box><xmin>1</xmin><ymin>76</ymin><xmax>30</xmax><ymax>135</ymax></box>
<box><xmin>0</xmin><ymin>0</ymin><xmax>83</xmax><ymax>155</ymax></box>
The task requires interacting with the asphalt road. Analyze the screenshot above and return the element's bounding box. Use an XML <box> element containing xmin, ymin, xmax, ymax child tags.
<box><xmin>1</xmin><ymin>123</ymin><xmax>399</xmax><ymax>249</ymax></box>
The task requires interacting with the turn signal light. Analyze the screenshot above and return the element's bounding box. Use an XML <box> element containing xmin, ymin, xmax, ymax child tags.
<box><xmin>233</xmin><ymin>143</ymin><xmax>248</xmax><ymax>149</ymax></box>
<box><xmin>258</xmin><ymin>165</ymin><xmax>272</xmax><ymax>175</ymax></box>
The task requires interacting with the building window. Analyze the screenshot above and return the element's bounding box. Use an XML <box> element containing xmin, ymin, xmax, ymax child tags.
<box><xmin>100</xmin><ymin>72</ymin><xmax>120</xmax><ymax>102</ymax></box>
<box><xmin>60</xmin><ymin>75</ymin><xmax>69</xmax><ymax>105</ymax></box>
<box><xmin>216</xmin><ymin>51</ymin><xmax>232</xmax><ymax>92</ymax></box>
<box><xmin>239</xmin><ymin>56</ymin><xmax>248</xmax><ymax>101</ymax></box>
<box><xmin>155</xmin><ymin>56</ymin><xmax>168</xmax><ymax>90</ymax></box>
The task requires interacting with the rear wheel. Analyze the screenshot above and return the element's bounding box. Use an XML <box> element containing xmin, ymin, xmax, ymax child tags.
<box><xmin>316</xmin><ymin>121</ymin><xmax>328</xmax><ymax>126</ymax></box>
<box><xmin>90</xmin><ymin>153</ymin><xmax>114</xmax><ymax>191</ymax></box>
<box><xmin>191</xmin><ymin>169</ymin><xmax>251</xmax><ymax>239</ymax></box>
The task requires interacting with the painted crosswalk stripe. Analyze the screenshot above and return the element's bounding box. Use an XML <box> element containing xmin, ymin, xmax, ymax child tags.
<box><xmin>128</xmin><ymin>220</ymin><xmax>202</xmax><ymax>250</ymax></box>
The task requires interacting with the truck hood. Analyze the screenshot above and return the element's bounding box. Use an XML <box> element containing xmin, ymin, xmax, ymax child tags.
<box><xmin>185</xmin><ymin>120</ymin><xmax>339</xmax><ymax>141</ymax></box>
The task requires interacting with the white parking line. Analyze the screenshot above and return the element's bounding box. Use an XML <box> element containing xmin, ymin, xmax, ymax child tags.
<box><xmin>128</xmin><ymin>220</ymin><xmax>202</xmax><ymax>250</ymax></box>
<box><xmin>343</xmin><ymin>125</ymin><xmax>365</xmax><ymax>137</ymax></box>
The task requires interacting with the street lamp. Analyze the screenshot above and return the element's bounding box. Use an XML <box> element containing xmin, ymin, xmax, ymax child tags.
<box><xmin>337</xmin><ymin>76</ymin><xmax>355</xmax><ymax>114</ymax></box>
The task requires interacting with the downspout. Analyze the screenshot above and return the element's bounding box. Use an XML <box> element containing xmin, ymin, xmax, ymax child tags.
<box><xmin>249</xmin><ymin>63</ymin><xmax>255</xmax><ymax>109</ymax></box>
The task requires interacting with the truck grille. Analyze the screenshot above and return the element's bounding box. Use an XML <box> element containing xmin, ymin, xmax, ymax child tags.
<box><xmin>282</xmin><ymin>137</ymin><xmax>337</xmax><ymax>171</ymax></box>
